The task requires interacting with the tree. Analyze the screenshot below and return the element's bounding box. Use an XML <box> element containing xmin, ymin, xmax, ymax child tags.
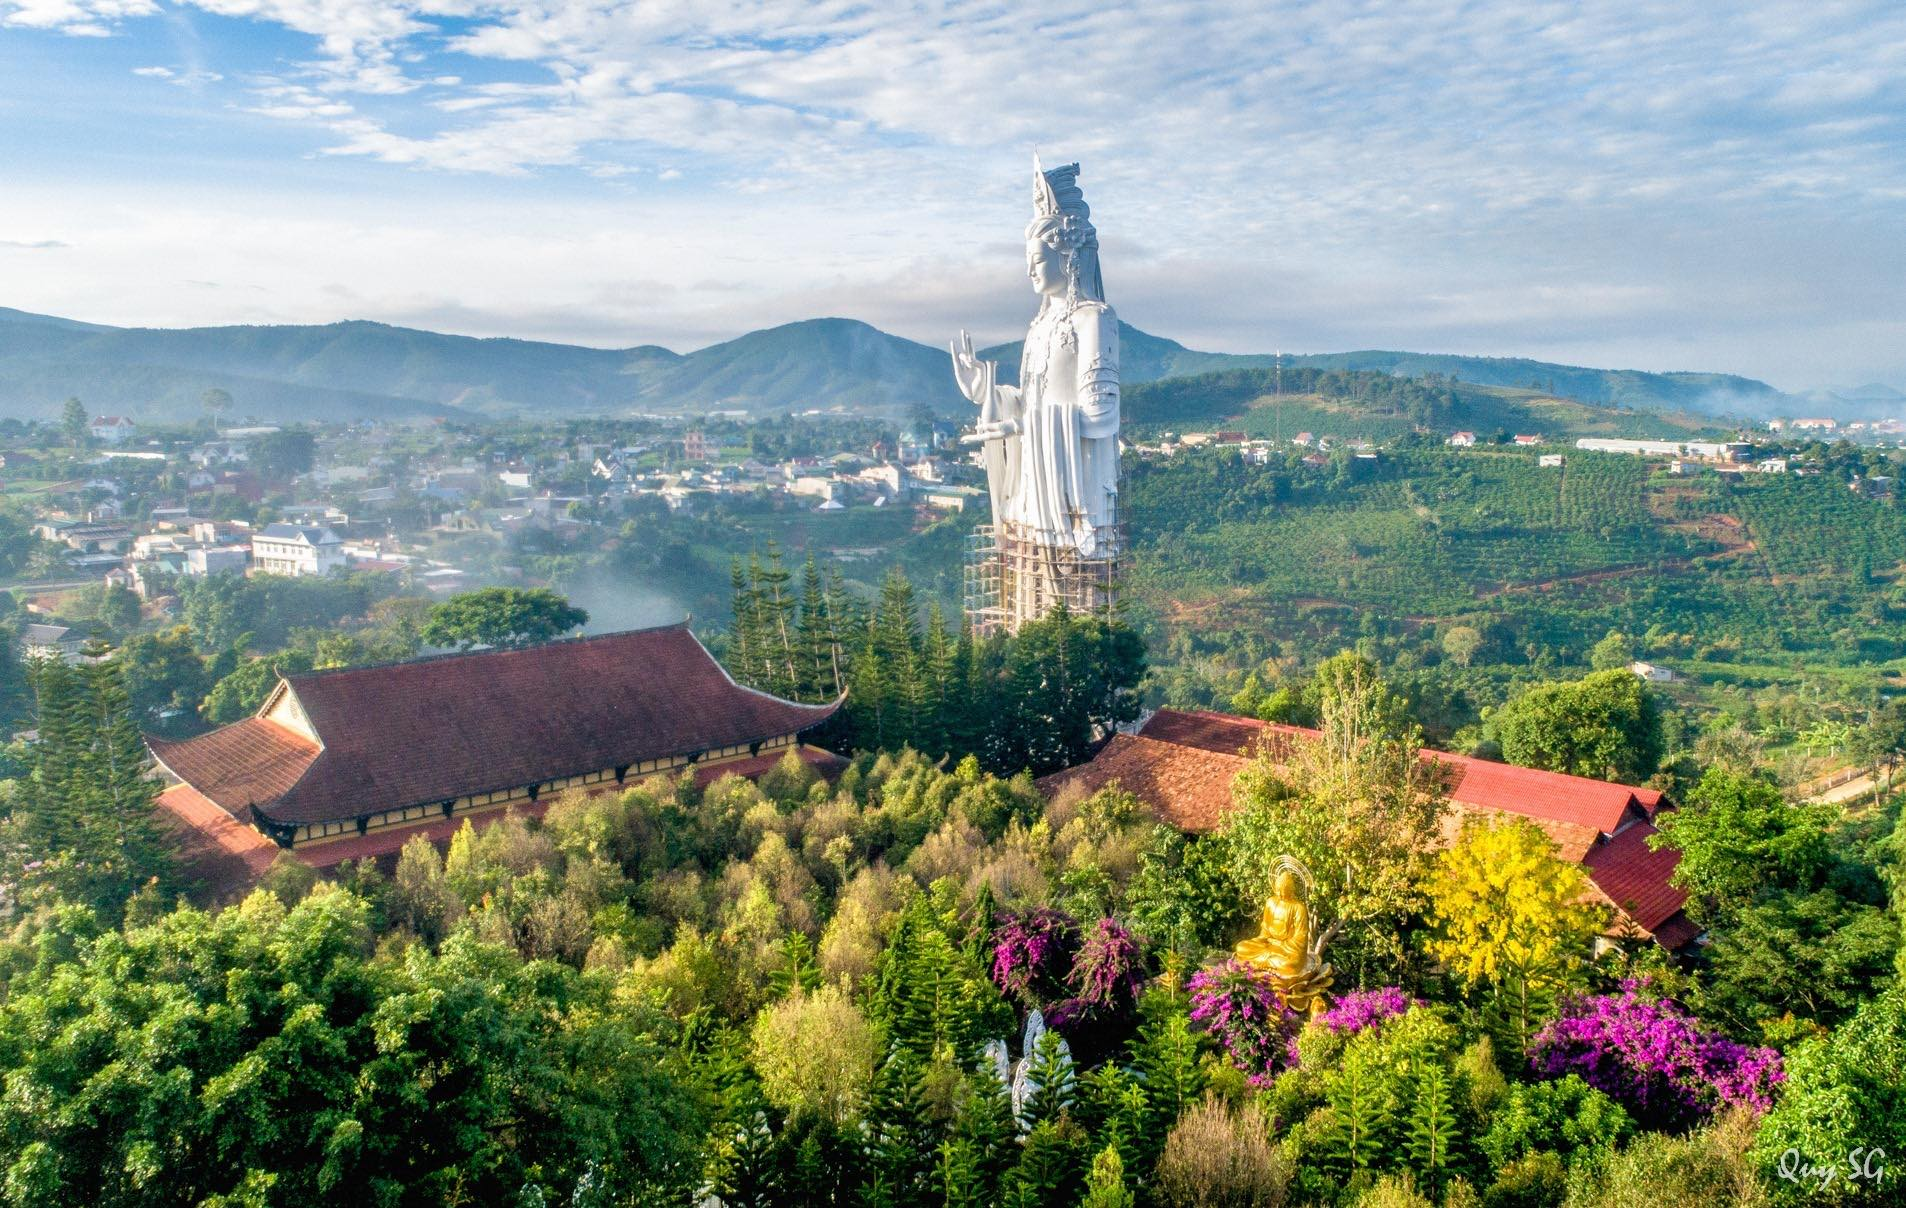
<box><xmin>200</xmin><ymin>387</ymin><xmax>231</xmax><ymax>425</ymax></box>
<box><xmin>1493</xmin><ymin>669</ymin><xmax>1664</xmax><ymax>783</ymax></box>
<box><xmin>421</xmin><ymin>586</ymin><xmax>588</xmax><ymax>650</ymax></box>
<box><xmin>749</xmin><ymin>985</ymin><xmax>877</xmax><ymax>1127</ymax></box>
<box><xmin>1589</xmin><ymin>628</ymin><xmax>1634</xmax><ymax>671</ymax></box>
<box><xmin>59</xmin><ymin>396</ymin><xmax>88</xmax><ymax>447</ymax></box>
<box><xmin>1752</xmin><ymin>986</ymin><xmax>1905</xmax><ymax>1206</ymax></box>
<box><xmin>250</xmin><ymin>427</ymin><xmax>316</xmax><ymax>481</ymax></box>
<box><xmin>1442</xmin><ymin>625</ymin><xmax>1483</xmax><ymax>668</ymax></box>
<box><xmin>1650</xmin><ymin>768</ymin><xmax>1832</xmax><ymax>928</ymax></box>
<box><xmin>14</xmin><ymin>655</ymin><xmax>172</xmax><ymax>912</ymax></box>
<box><xmin>1220</xmin><ymin>655</ymin><xmax>1448</xmax><ymax>984</ymax></box>
<box><xmin>117</xmin><ymin>626</ymin><xmax>211</xmax><ymax>736</ymax></box>
<box><xmin>1424</xmin><ymin>816</ymin><xmax>1604</xmax><ymax>1051</ymax></box>
<box><xmin>0</xmin><ymin>888</ymin><xmax>705</xmax><ymax>1203</ymax></box>
<box><xmin>1080</xmin><ymin>1145</ymin><xmax>1133</xmax><ymax>1208</ymax></box>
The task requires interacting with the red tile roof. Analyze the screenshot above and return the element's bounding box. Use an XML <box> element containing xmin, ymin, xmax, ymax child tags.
<box><xmin>1048</xmin><ymin>708</ymin><xmax>1694</xmax><ymax>948</ymax></box>
<box><xmin>1582</xmin><ymin>820</ymin><xmax>1689</xmax><ymax>933</ymax></box>
<box><xmin>148</xmin><ymin>718</ymin><xmax>319</xmax><ymax>811</ymax></box>
<box><xmin>154</xmin><ymin>782</ymin><xmax>280</xmax><ymax>901</ymax></box>
<box><xmin>1136</xmin><ymin>710</ymin><xmax>1659</xmax><ymax>837</ymax></box>
<box><xmin>150</xmin><ymin>623</ymin><xmax>841</xmax><ymax>826</ymax></box>
<box><xmin>1037</xmin><ymin>734</ymin><xmax>1249</xmax><ymax>832</ymax></box>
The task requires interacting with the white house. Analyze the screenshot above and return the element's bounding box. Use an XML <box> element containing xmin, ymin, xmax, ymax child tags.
<box><xmin>1539</xmin><ymin>454</ymin><xmax>1565</xmax><ymax>468</ymax></box>
<box><xmin>1630</xmin><ymin>661</ymin><xmax>1676</xmax><ymax>683</ymax></box>
<box><xmin>1447</xmin><ymin>431</ymin><xmax>1477</xmax><ymax>447</ymax></box>
<box><xmin>186</xmin><ymin>546</ymin><xmax>250</xmax><ymax>577</ymax></box>
<box><xmin>20</xmin><ymin>624</ymin><xmax>87</xmax><ymax>663</ymax></box>
<box><xmin>251</xmin><ymin>523</ymin><xmax>345</xmax><ymax>577</ymax></box>
<box><xmin>88</xmin><ymin>415</ymin><xmax>137</xmax><ymax>445</ymax></box>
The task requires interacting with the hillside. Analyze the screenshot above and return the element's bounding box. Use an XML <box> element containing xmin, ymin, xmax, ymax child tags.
<box><xmin>1121</xmin><ymin>445</ymin><xmax>1906</xmax><ymax>711</ymax></box>
<box><xmin>1121</xmin><ymin>365</ymin><xmax>1725</xmax><ymax>443</ymax></box>
<box><xmin>0</xmin><ymin>305</ymin><xmax>1801</xmax><ymax>426</ymax></box>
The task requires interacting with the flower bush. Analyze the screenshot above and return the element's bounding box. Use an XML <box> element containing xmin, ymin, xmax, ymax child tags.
<box><xmin>1046</xmin><ymin>918</ymin><xmax>1146</xmax><ymax>1031</ymax></box>
<box><xmin>990</xmin><ymin>908</ymin><xmax>1080</xmax><ymax>1007</ymax></box>
<box><xmin>1528</xmin><ymin>980</ymin><xmax>1783</xmax><ymax>1130</ymax></box>
<box><xmin>1186</xmin><ymin>959</ymin><xmax>1302</xmax><ymax>1087</ymax></box>
<box><xmin>1318</xmin><ymin>986</ymin><xmax>1413</xmax><ymax>1036</ymax></box>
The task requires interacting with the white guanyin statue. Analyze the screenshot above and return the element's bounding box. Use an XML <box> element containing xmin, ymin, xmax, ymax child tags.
<box><xmin>952</xmin><ymin>158</ymin><xmax>1120</xmax><ymax>558</ymax></box>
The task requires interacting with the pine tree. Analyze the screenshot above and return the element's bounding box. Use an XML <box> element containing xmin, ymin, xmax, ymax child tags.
<box><xmin>755</xmin><ymin>541</ymin><xmax>798</xmax><ymax>698</ymax></box>
<box><xmin>1079</xmin><ymin>1145</ymin><xmax>1133</xmax><ymax>1208</ymax></box>
<box><xmin>1326</xmin><ymin>1044</ymin><xmax>1391</xmax><ymax>1174</ymax></box>
<box><xmin>78</xmin><ymin>658</ymin><xmax>168</xmax><ymax>907</ymax></box>
<box><xmin>729</xmin><ymin>558</ymin><xmax>761</xmax><ymax>685</ymax></box>
<box><xmin>936</xmin><ymin>1137</ymin><xmax>986</xmax><ymax>1208</ymax></box>
<box><xmin>1405</xmin><ymin>1061</ymin><xmax>1462</xmax><ymax>1196</ymax></box>
<box><xmin>1018</xmin><ymin>1029</ymin><xmax>1076</xmax><ymax>1130</ymax></box>
<box><xmin>919</xmin><ymin>603</ymin><xmax>955</xmax><ymax>757</ymax></box>
<box><xmin>794</xmin><ymin>555</ymin><xmax>832</xmax><ymax>701</ymax></box>
<box><xmin>1129</xmin><ymin>994</ymin><xmax>1205</xmax><ymax>1162</ymax></box>
<box><xmin>21</xmin><ymin>655</ymin><xmax>170</xmax><ymax>912</ymax></box>
<box><xmin>1004</xmin><ymin>1116</ymin><xmax>1088</xmax><ymax>1208</ymax></box>
<box><xmin>953</xmin><ymin>1068</ymin><xmax>1017</xmax><ymax>1202</ymax></box>
<box><xmin>864</xmin><ymin>1046</ymin><xmax>937</xmax><ymax>1202</ymax></box>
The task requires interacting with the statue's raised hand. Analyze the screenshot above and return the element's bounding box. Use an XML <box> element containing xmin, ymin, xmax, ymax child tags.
<box><xmin>949</xmin><ymin>330</ymin><xmax>990</xmax><ymax>405</ymax></box>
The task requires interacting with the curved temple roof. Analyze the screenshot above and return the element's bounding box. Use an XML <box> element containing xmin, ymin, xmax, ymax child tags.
<box><xmin>150</xmin><ymin>622</ymin><xmax>840</xmax><ymax>826</ymax></box>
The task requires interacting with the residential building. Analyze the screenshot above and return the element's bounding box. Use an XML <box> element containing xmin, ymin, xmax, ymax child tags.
<box><xmin>1446</xmin><ymin>431</ymin><xmax>1476</xmax><ymax>447</ymax></box>
<box><xmin>89</xmin><ymin>415</ymin><xmax>137</xmax><ymax>445</ymax></box>
<box><xmin>251</xmin><ymin>523</ymin><xmax>345</xmax><ymax>577</ymax></box>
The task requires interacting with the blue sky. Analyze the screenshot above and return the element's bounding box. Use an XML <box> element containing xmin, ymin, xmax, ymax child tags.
<box><xmin>1</xmin><ymin>1</ymin><xmax>1903</xmax><ymax>391</ymax></box>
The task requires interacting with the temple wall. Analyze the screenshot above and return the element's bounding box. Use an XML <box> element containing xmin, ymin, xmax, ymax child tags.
<box><xmin>288</xmin><ymin>732</ymin><xmax>802</xmax><ymax>848</ymax></box>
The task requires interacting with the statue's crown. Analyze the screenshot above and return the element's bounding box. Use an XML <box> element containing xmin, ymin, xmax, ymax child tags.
<box><xmin>1031</xmin><ymin>155</ymin><xmax>1095</xmax><ymax>248</ymax></box>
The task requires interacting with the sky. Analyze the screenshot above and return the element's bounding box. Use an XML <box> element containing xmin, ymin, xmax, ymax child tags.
<box><xmin>1</xmin><ymin>1</ymin><xmax>1903</xmax><ymax>392</ymax></box>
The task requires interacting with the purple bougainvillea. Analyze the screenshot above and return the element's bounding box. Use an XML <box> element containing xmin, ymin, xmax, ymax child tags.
<box><xmin>1319</xmin><ymin>986</ymin><xmax>1414</xmax><ymax>1036</ymax></box>
<box><xmin>1186</xmin><ymin>959</ymin><xmax>1302</xmax><ymax>1087</ymax></box>
<box><xmin>990</xmin><ymin>908</ymin><xmax>1080</xmax><ymax>1007</ymax></box>
<box><xmin>1068</xmin><ymin>918</ymin><xmax>1146</xmax><ymax>1014</ymax></box>
<box><xmin>1528</xmin><ymin>980</ymin><xmax>1784</xmax><ymax>1130</ymax></box>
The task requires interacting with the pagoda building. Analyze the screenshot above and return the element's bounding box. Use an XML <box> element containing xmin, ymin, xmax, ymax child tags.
<box><xmin>148</xmin><ymin>622</ymin><xmax>842</xmax><ymax>886</ymax></box>
<box><xmin>1040</xmin><ymin>708</ymin><xmax>1698</xmax><ymax>951</ymax></box>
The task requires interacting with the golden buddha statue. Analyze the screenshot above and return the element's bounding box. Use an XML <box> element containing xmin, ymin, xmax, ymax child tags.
<box><xmin>1234</xmin><ymin>858</ymin><xmax>1334</xmax><ymax>1015</ymax></box>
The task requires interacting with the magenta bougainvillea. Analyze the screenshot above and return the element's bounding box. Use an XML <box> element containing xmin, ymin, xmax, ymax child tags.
<box><xmin>1186</xmin><ymin>959</ymin><xmax>1302</xmax><ymax>1087</ymax></box>
<box><xmin>1065</xmin><ymin>918</ymin><xmax>1146</xmax><ymax>1015</ymax></box>
<box><xmin>990</xmin><ymin>908</ymin><xmax>1081</xmax><ymax>1007</ymax></box>
<box><xmin>1319</xmin><ymin>986</ymin><xmax>1414</xmax><ymax>1036</ymax></box>
<box><xmin>1528</xmin><ymin>980</ymin><xmax>1784</xmax><ymax>1130</ymax></box>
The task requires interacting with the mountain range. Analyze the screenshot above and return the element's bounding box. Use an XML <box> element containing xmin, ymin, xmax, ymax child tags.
<box><xmin>0</xmin><ymin>305</ymin><xmax>1847</xmax><ymax>426</ymax></box>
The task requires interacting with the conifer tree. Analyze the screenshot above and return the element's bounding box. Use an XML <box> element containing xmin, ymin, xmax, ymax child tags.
<box><xmin>1406</xmin><ymin>1060</ymin><xmax>1462</xmax><ymax>1197</ymax></box>
<box><xmin>1079</xmin><ymin>1145</ymin><xmax>1133</xmax><ymax>1208</ymax></box>
<box><xmin>1018</xmin><ymin>1029</ymin><xmax>1076</xmax><ymax>1129</ymax></box>
<box><xmin>952</xmin><ymin>1068</ymin><xmax>1017</xmax><ymax>1202</ymax></box>
<box><xmin>79</xmin><ymin>657</ymin><xmax>169</xmax><ymax>905</ymax></box>
<box><xmin>794</xmin><ymin>555</ymin><xmax>833</xmax><ymax>701</ymax></box>
<box><xmin>755</xmin><ymin>541</ymin><xmax>798</xmax><ymax>698</ymax></box>
<box><xmin>1004</xmin><ymin>1116</ymin><xmax>1088</xmax><ymax>1208</ymax></box>
<box><xmin>863</xmin><ymin>1046</ymin><xmax>937</xmax><ymax>1202</ymax></box>
<box><xmin>1129</xmin><ymin>992</ymin><xmax>1205</xmax><ymax>1162</ymax></box>
<box><xmin>1326</xmin><ymin>1044</ymin><xmax>1391</xmax><ymax>1175</ymax></box>
<box><xmin>936</xmin><ymin>1137</ymin><xmax>986</xmax><ymax>1208</ymax></box>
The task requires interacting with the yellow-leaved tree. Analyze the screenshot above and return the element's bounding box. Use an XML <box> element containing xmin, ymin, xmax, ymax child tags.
<box><xmin>1424</xmin><ymin>815</ymin><xmax>1606</xmax><ymax>1051</ymax></box>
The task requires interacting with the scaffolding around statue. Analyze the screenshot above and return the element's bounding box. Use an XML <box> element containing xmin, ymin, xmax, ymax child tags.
<box><xmin>964</xmin><ymin>520</ymin><xmax>1122</xmax><ymax>636</ymax></box>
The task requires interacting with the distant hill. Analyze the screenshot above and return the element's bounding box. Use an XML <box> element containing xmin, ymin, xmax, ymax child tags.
<box><xmin>985</xmin><ymin>324</ymin><xmax>1791</xmax><ymax>418</ymax></box>
<box><xmin>0</xmin><ymin>305</ymin><xmax>1807</xmax><ymax>425</ymax></box>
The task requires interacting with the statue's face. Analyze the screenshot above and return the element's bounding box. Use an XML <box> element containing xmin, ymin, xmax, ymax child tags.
<box><xmin>1274</xmin><ymin>871</ymin><xmax>1297</xmax><ymax>898</ymax></box>
<box><xmin>1026</xmin><ymin>236</ymin><xmax>1067</xmax><ymax>297</ymax></box>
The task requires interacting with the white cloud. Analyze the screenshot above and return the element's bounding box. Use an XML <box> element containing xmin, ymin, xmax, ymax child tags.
<box><xmin>6</xmin><ymin>1</ymin><xmax>1906</xmax><ymax>388</ymax></box>
<box><xmin>0</xmin><ymin>0</ymin><xmax>156</xmax><ymax>33</ymax></box>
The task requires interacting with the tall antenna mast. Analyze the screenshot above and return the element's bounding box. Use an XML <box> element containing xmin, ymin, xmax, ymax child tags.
<box><xmin>1275</xmin><ymin>350</ymin><xmax>1283</xmax><ymax>446</ymax></box>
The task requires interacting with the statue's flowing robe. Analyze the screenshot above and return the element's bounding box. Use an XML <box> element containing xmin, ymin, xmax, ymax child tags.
<box><xmin>1007</xmin><ymin>299</ymin><xmax>1120</xmax><ymax>554</ymax></box>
